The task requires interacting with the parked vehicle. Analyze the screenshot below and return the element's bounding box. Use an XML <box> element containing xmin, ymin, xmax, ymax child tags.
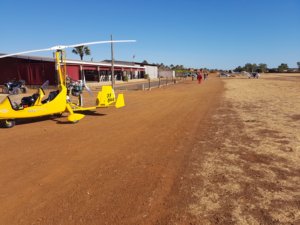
<box><xmin>219</xmin><ymin>72</ymin><xmax>231</xmax><ymax>77</ymax></box>
<box><xmin>250</xmin><ymin>72</ymin><xmax>260</xmax><ymax>79</ymax></box>
<box><xmin>0</xmin><ymin>40</ymin><xmax>128</xmax><ymax>128</ymax></box>
<box><xmin>3</xmin><ymin>80</ymin><xmax>27</xmax><ymax>94</ymax></box>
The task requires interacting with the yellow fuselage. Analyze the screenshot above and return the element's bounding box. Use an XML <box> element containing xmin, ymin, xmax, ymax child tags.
<box><xmin>0</xmin><ymin>86</ymin><xmax>67</xmax><ymax>120</ymax></box>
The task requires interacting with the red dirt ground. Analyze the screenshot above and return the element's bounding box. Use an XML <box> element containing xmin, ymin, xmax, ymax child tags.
<box><xmin>0</xmin><ymin>77</ymin><xmax>222</xmax><ymax>225</ymax></box>
<box><xmin>1</xmin><ymin>75</ymin><xmax>299</xmax><ymax>225</ymax></box>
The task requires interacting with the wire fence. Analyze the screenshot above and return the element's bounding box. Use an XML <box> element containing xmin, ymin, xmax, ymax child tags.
<box><xmin>114</xmin><ymin>77</ymin><xmax>185</xmax><ymax>91</ymax></box>
<box><xmin>0</xmin><ymin>77</ymin><xmax>188</xmax><ymax>94</ymax></box>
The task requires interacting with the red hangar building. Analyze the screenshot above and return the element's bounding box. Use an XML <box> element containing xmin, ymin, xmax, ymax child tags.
<box><xmin>0</xmin><ymin>54</ymin><xmax>146</xmax><ymax>85</ymax></box>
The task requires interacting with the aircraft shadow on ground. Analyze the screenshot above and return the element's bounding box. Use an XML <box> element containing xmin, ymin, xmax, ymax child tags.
<box><xmin>54</xmin><ymin>111</ymin><xmax>107</xmax><ymax>125</ymax></box>
<box><xmin>2</xmin><ymin>112</ymin><xmax>107</xmax><ymax>127</ymax></box>
<box><xmin>79</xmin><ymin>111</ymin><xmax>106</xmax><ymax>116</ymax></box>
<box><xmin>14</xmin><ymin>115</ymin><xmax>61</xmax><ymax>126</ymax></box>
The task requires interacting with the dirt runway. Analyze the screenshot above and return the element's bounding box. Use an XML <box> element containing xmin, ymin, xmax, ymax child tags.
<box><xmin>1</xmin><ymin>74</ymin><xmax>299</xmax><ymax>225</ymax></box>
<box><xmin>0</xmin><ymin>77</ymin><xmax>222</xmax><ymax>224</ymax></box>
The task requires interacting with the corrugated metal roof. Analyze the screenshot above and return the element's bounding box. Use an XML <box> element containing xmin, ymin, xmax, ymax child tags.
<box><xmin>0</xmin><ymin>53</ymin><xmax>55</xmax><ymax>62</ymax></box>
<box><xmin>102</xmin><ymin>60</ymin><xmax>135</xmax><ymax>66</ymax></box>
<box><xmin>0</xmin><ymin>53</ymin><xmax>145</xmax><ymax>69</ymax></box>
<box><xmin>103</xmin><ymin>60</ymin><xmax>158</xmax><ymax>67</ymax></box>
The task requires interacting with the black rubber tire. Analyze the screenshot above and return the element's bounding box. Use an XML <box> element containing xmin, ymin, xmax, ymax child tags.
<box><xmin>55</xmin><ymin>113</ymin><xmax>63</xmax><ymax>117</ymax></box>
<box><xmin>21</xmin><ymin>87</ymin><xmax>28</xmax><ymax>93</ymax></box>
<box><xmin>2</xmin><ymin>87</ymin><xmax>9</xmax><ymax>94</ymax></box>
<box><xmin>0</xmin><ymin>120</ymin><xmax>16</xmax><ymax>128</ymax></box>
<box><xmin>51</xmin><ymin>113</ymin><xmax>63</xmax><ymax>118</ymax></box>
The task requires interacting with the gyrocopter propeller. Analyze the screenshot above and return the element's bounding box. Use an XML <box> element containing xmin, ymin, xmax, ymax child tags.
<box><xmin>66</xmin><ymin>71</ymin><xmax>93</xmax><ymax>107</ymax></box>
<box><xmin>82</xmin><ymin>71</ymin><xmax>93</xmax><ymax>96</ymax></box>
<box><xmin>0</xmin><ymin>39</ymin><xmax>135</xmax><ymax>128</ymax></box>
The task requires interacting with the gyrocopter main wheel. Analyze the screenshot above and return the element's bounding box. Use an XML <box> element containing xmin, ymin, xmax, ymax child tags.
<box><xmin>0</xmin><ymin>120</ymin><xmax>16</xmax><ymax>128</ymax></box>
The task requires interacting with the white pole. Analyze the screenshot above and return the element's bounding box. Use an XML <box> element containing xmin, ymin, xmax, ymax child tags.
<box><xmin>111</xmin><ymin>35</ymin><xmax>115</xmax><ymax>89</ymax></box>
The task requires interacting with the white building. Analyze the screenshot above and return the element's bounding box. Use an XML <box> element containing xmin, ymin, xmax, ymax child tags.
<box><xmin>133</xmin><ymin>62</ymin><xmax>158</xmax><ymax>79</ymax></box>
<box><xmin>158</xmin><ymin>70</ymin><xmax>175</xmax><ymax>78</ymax></box>
<box><xmin>102</xmin><ymin>60</ymin><xmax>173</xmax><ymax>80</ymax></box>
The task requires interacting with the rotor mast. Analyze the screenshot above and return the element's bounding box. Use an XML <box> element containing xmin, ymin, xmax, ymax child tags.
<box><xmin>55</xmin><ymin>50</ymin><xmax>66</xmax><ymax>87</ymax></box>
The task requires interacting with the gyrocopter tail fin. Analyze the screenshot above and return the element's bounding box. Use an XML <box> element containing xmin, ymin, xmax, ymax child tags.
<box><xmin>97</xmin><ymin>86</ymin><xmax>125</xmax><ymax>108</ymax></box>
<box><xmin>115</xmin><ymin>93</ymin><xmax>125</xmax><ymax>108</ymax></box>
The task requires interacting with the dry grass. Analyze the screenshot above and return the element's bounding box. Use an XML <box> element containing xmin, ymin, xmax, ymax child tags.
<box><xmin>189</xmin><ymin>74</ymin><xmax>300</xmax><ymax>224</ymax></box>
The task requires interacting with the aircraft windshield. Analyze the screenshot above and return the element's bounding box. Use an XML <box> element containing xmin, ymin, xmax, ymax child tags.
<box><xmin>41</xmin><ymin>80</ymin><xmax>49</xmax><ymax>90</ymax></box>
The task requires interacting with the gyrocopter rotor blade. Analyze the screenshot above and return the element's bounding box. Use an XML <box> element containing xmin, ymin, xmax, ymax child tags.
<box><xmin>65</xmin><ymin>40</ymin><xmax>136</xmax><ymax>49</ymax></box>
<box><xmin>0</xmin><ymin>47</ymin><xmax>55</xmax><ymax>59</ymax></box>
<box><xmin>0</xmin><ymin>40</ymin><xmax>136</xmax><ymax>59</ymax></box>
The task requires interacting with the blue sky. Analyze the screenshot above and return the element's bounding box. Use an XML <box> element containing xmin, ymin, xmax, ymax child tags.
<box><xmin>0</xmin><ymin>0</ymin><xmax>299</xmax><ymax>69</ymax></box>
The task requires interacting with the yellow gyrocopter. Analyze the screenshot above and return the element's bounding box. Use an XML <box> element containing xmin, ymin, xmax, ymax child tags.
<box><xmin>0</xmin><ymin>40</ymin><xmax>135</xmax><ymax>128</ymax></box>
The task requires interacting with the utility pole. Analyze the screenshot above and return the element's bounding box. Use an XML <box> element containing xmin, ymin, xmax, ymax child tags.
<box><xmin>111</xmin><ymin>34</ymin><xmax>115</xmax><ymax>89</ymax></box>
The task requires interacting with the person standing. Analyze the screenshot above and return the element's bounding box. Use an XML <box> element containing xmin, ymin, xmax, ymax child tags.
<box><xmin>205</xmin><ymin>73</ymin><xmax>209</xmax><ymax>80</ymax></box>
<box><xmin>197</xmin><ymin>70</ymin><xmax>203</xmax><ymax>84</ymax></box>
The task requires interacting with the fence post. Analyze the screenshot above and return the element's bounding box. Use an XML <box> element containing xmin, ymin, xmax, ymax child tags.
<box><xmin>159</xmin><ymin>77</ymin><xmax>161</xmax><ymax>88</ymax></box>
<box><xmin>148</xmin><ymin>78</ymin><xmax>151</xmax><ymax>90</ymax></box>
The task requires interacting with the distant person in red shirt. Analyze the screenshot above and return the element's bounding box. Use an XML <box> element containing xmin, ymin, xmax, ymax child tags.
<box><xmin>197</xmin><ymin>70</ymin><xmax>203</xmax><ymax>84</ymax></box>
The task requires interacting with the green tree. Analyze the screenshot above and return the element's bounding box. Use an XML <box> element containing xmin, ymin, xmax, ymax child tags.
<box><xmin>252</xmin><ymin>63</ymin><xmax>258</xmax><ymax>72</ymax></box>
<box><xmin>297</xmin><ymin>62</ymin><xmax>300</xmax><ymax>71</ymax></box>
<box><xmin>244</xmin><ymin>63</ymin><xmax>253</xmax><ymax>72</ymax></box>
<box><xmin>244</xmin><ymin>63</ymin><xmax>259</xmax><ymax>72</ymax></box>
<box><xmin>278</xmin><ymin>63</ymin><xmax>288</xmax><ymax>72</ymax></box>
<box><xmin>233</xmin><ymin>66</ymin><xmax>243</xmax><ymax>72</ymax></box>
<box><xmin>141</xmin><ymin>60</ymin><xmax>149</xmax><ymax>64</ymax></box>
<box><xmin>72</xmin><ymin>45</ymin><xmax>91</xmax><ymax>60</ymax></box>
<box><xmin>258</xmin><ymin>63</ymin><xmax>268</xmax><ymax>73</ymax></box>
<box><xmin>174</xmin><ymin>65</ymin><xmax>185</xmax><ymax>70</ymax></box>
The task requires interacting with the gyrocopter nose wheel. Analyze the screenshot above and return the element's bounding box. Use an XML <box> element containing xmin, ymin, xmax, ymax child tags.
<box><xmin>0</xmin><ymin>120</ymin><xmax>16</xmax><ymax>128</ymax></box>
